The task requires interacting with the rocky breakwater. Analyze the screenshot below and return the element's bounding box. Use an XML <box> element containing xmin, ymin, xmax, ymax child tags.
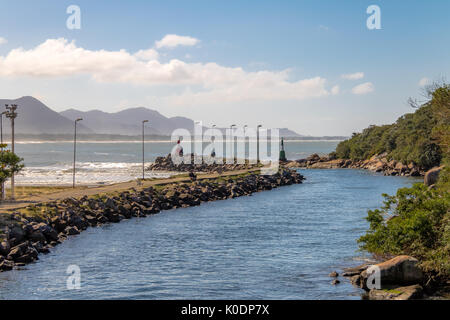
<box><xmin>341</xmin><ymin>255</ymin><xmax>426</xmax><ymax>300</ymax></box>
<box><xmin>148</xmin><ymin>153</ymin><xmax>259</xmax><ymax>173</ymax></box>
<box><xmin>0</xmin><ymin>168</ymin><xmax>304</xmax><ymax>272</ymax></box>
<box><xmin>286</xmin><ymin>153</ymin><xmax>424</xmax><ymax>176</ymax></box>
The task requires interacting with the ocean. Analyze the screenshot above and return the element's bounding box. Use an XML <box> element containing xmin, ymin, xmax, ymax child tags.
<box><xmin>12</xmin><ymin>140</ymin><xmax>340</xmax><ymax>185</ymax></box>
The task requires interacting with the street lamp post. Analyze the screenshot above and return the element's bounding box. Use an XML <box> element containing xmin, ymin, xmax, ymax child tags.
<box><xmin>0</xmin><ymin>110</ymin><xmax>6</xmax><ymax>200</ymax></box>
<box><xmin>257</xmin><ymin>124</ymin><xmax>262</xmax><ymax>164</ymax></box>
<box><xmin>5</xmin><ymin>104</ymin><xmax>18</xmax><ymax>200</ymax></box>
<box><xmin>243</xmin><ymin>125</ymin><xmax>248</xmax><ymax>163</ymax></box>
<box><xmin>73</xmin><ymin>118</ymin><xmax>82</xmax><ymax>188</ymax></box>
<box><xmin>230</xmin><ymin>124</ymin><xmax>236</xmax><ymax>163</ymax></box>
<box><xmin>0</xmin><ymin>111</ymin><xmax>6</xmax><ymax>147</ymax></box>
<box><xmin>142</xmin><ymin>120</ymin><xmax>149</xmax><ymax>180</ymax></box>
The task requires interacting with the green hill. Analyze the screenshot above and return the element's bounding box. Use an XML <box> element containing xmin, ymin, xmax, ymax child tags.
<box><xmin>333</xmin><ymin>85</ymin><xmax>449</xmax><ymax>169</ymax></box>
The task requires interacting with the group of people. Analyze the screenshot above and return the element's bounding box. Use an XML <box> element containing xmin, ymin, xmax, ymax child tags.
<box><xmin>174</xmin><ymin>139</ymin><xmax>216</xmax><ymax>158</ymax></box>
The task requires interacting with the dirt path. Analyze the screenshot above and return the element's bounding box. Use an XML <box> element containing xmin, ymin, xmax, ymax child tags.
<box><xmin>0</xmin><ymin>169</ymin><xmax>260</xmax><ymax>211</ymax></box>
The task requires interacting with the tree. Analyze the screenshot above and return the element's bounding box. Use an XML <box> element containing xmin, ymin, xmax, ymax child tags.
<box><xmin>0</xmin><ymin>143</ymin><xmax>24</xmax><ymax>200</ymax></box>
<box><xmin>358</xmin><ymin>83</ymin><xmax>450</xmax><ymax>278</ymax></box>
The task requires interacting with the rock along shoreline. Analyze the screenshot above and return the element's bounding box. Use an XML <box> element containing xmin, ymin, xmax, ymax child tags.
<box><xmin>335</xmin><ymin>255</ymin><xmax>450</xmax><ymax>300</ymax></box>
<box><xmin>0</xmin><ymin>168</ymin><xmax>304</xmax><ymax>272</ymax></box>
<box><xmin>148</xmin><ymin>153</ymin><xmax>260</xmax><ymax>173</ymax></box>
<box><xmin>285</xmin><ymin>153</ymin><xmax>424</xmax><ymax>177</ymax></box>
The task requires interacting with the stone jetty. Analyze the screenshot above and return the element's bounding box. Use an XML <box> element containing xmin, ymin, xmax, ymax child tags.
<box><xmin>148</xmin><ymin>153</ymin><xmax>259</xmax><ymax>173</ymax></box>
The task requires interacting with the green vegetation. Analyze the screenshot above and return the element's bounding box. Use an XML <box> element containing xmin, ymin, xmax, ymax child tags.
<box><xmin>334</xmin><ymin>84</ymin><xmax>450</xmax><ymax>169</ymax></box>
<box><xmin>358</xmin><ymin>83</ymin><xmax>450</xmax><ymax>278</ymax></box>
<box><xmin>0</xmin><ymin>144</ymin><xmax>24</xmax><ymax>198</ymax></box>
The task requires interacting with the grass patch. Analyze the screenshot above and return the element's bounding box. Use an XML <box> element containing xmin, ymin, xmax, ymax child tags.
<box><xmin>4</xmin><ymin>185</ymin><xmax>83</xmax><ymax>200</ymax></box>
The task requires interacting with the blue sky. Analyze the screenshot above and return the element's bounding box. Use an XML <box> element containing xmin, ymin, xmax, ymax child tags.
<box><xmin>0</xmin><ymin>0</ymin><xmax>449</xmax><ymax>135</ymax></box>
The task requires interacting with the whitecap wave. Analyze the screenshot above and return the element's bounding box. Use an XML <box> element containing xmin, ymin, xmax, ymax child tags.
<box><xmin>9</xmin><ymin>161</ymin><xmax>172</xmax><ymax>186</ymax></box>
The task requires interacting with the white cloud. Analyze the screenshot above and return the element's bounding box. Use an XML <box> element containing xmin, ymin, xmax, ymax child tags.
<box><xmin>165</xmin><ymin>76</ymin><xmax>330</xmax><ymax>105</ymax></box>
<box><xmin>341</xmin><ymin>72</ymin><xmax>364</xmax><ymax>80</ymax></box>
<box><xmin>155</xmin><ymin>34</ymin><xmax>200</xmax><ymax>49</ymax></box>
<box><xmin>331</xmin><ymin>85</ymin><xmax>339</xmax><ymax>95</ymax></box>
<box><xmin>419</xmin><ymin>77</ymin><xmax>431</xmax><ymax>87</ymax></box>
<box><xmin>0</xmin><ymin>37</ymin><xmax>7</xmax><ymax>45</ymax></box>
<box><xmin>351</xmin><ymin>82</ymin><xmax>374</xmax><ymax>95</ymax></box>
<box><xmin>134</xmin><ymin>48</ymin><xmax>159</xmax><ymax>61</ymax></box>
<box><xmin>0</xmin><ymin>38</ymin><xmax>332</xmax><ymax>103</ymax></box>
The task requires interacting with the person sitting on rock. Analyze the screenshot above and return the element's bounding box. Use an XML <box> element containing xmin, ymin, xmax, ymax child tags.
<box><xmin>189</xmin><ymin>171</ymin><xmax>197</xmax><ymax>181</ymax></box>
<box><xmin>177</xmin><ymin>139</ymin><xmax>184</xmax><ymax>157</ymax></box>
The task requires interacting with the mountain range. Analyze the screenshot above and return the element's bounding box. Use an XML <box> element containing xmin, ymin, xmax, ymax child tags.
<box><xmin>0</xmin><ymin>96</ymin><xmax>304</xmax><ymax>137</ymax></box>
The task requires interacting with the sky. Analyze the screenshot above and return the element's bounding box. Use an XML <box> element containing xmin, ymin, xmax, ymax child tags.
<box><xmin>0</xmin><ymin>0</ymin><xmax>449</xmax><ymax>136</ymax></box>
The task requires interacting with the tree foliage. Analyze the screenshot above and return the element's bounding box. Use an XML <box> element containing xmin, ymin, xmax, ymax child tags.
<box><xmin>358</xmin><ymin>83</ymin><xmax>450</xmax><ymax>277</ymax></box>
<box><xmin>358</xmin><ymin>179</ymin><xmax>450</xmax><ymax>276</ymax></box>
<box><xmin>0</xmin><ymin>144</ymin><xmax>24</xmax><ymax>185</ymax></box>
<box><xmin>335</xmin><ymin>83</ymin><xmax>450</xmax><ymax>169</ymax></box>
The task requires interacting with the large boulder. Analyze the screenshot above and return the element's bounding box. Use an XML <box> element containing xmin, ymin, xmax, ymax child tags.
<box><xmin>64</xmin><ymin>226</ymin><xmax>80</xmax><ymax>236</ymax></box>
<box><xmin>8</xmin><ymin>226</ymin><xmax>26</xmax><ymax>245</ymax></box>
<box><xmin>306</xmin><ymin>153</ymin><xmax>320</xmax><ymax>162</ymax></box>
<box><xmin>0</xmin><ymin>240</ymin><xmax>10</xmax><ymax>256</ymax></box>
<box><xmin>0</xmin><ymin>259</ymin><xmax>14</xmax><ymax>271</ymax></box>
<box><xmin>30</xmin><ymin>223</ymin><xmax>58</xmax><ymax>242</ymax></box>
<box><xmin>50</xmin><ymin>216</ymin><xmax>68</xmax><ymax>233</ymax></box>
<box><xmin>361</xmin><ymin>255</ymin><xmax>423</xmax><ymax>289</ymax></box>
<box><xmin>424</xmin><ymin>166</ymin><xmax>443</xmax><ymax>186</ymax></box>
<box><xmin>29</xmin><ymin>231</ymin><xmax>46</xmax><ymax>243</ymax></box>
<box><xmin>395</xmin><ymin>162</ymin><xmax>407</xmax><ymax>172</ymax></box>
<box><xmin>367</xmin><ymin>161</ymin><xmax>385</xmax><ymax>172</ymax></box>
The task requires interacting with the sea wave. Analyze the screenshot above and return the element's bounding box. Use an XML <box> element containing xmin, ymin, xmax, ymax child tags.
<box><xmin>9</xmin><ymin>161</ymin><xmax>171</xmax><ymax>186</ymax></box>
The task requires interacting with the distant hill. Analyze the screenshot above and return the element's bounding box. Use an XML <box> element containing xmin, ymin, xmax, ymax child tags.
<box><xmin>0</xmin><ymin>96</ymin><xmax>93</xmax><ymax>135</ymax></box>
<box><xmin>278</xmin><ymin>128</ymin><xmax>304</xmax><ymax>137</ymax></box>
<box><xmin>0</xmin><ymin>96</ymin><xmax>307</xmax><ymax>138</ymax></box>
<box><xmin>60</xmin><ymin>107</ymin><xmax>196</xmax><ymax>136</ymax></box>
<box><xmin>61</xmin><ymin>108</ymin><xmax>306</xmax><ymax>137</ymax></box>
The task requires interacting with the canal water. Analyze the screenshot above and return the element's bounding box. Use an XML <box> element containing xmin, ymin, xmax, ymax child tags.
<box><xmin>0</xmin><ymin>169</ymin><xmax>419</xmax><ymax>299</ymax></box>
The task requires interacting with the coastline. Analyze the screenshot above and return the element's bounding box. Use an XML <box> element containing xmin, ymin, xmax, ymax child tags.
<box><xmin>285</xmin><ymin>153</ymin><xmax>425</xmax><ymax>177</ymax></box>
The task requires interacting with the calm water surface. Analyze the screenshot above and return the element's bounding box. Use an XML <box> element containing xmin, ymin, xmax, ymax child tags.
<box><xmin>0</xmin><ymin>169</ymin><xmax>419</xmax><ymax>299</ymax></box>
